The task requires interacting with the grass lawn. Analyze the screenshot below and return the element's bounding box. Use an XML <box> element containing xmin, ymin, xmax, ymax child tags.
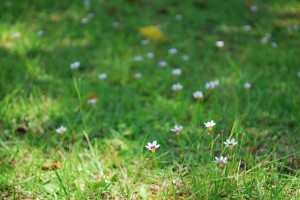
<box><xmin>1</xmin><ymin>0</ymin><xmax>300</xmax><ymax>199</ymax></box>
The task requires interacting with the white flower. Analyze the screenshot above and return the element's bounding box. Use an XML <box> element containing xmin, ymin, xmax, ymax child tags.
<box><xmin>244</xmin><ymin>82</ymin><xmax>251</xmax><ymax>89</ymax></box>
<box><xmin>205</xmin><ymin>80</ymin><xmax>219</xmax><ymax>89</ymax></box>
<box><xmin>84</xmin><ymin>0</ymin><xmax>90</xmax><ymax>8</ymax></box>
<box><xmin>145</xmin><ymin>141</ymin><xmax>160</xmax><ymax>153</ymax></box>
<box><xmin>175</xmin><ymin>14</ymin><xmax>182</xmax><ymax>20</ymax></box>
<box><xmin>134</xmin><ymin>72</ymin><xmax>142</xmax><ymax>79</ymax></box>
<box><xmin>170</xmin><ymin>125</ymin><xmax>183</xmax><ymax>136</ymax></box>
<box><xmin>193</xmin><ymin>91</ymin><xmax>203</xmax><ymax>100</ymax></box>
<box><xmin>98</xmin><ymin>73</ymin><xmax>107</xmax><ymax>79</ymax></box>
<box><xmin>204</xmin><ymin>120</ymin><xmax>216</xmax><ymax>131</ymax></box>
<box><xmin>182</xmin><ymin>55</ymin><xmax>189</xmax><ymax>61</ymax></box>
<box><xmin>298</xmin><ymin>72</ymin><xmax>300</xmax><ymax>78</ymax></box>
<box><xmin>70</xmin><ymin>61</ymin><xmax>80</xmax><ymax>69</ymax></box>
<box><xmin>172</xmin><ymin>83</ymin><xmax>183</xmax><ymax>91</ymax></box>
<box><xmin>146</xmin><ymin>52</ymin><xmax>154</xmax><ymax>59</ymax></box>
<box><xmin>249</xmin><ymin>5</ymin><xmax>258</xmax><ymax>12</ymax></box>
<box><xmin>169</xmin><ymin>48</ymin><xmax>178</xmax><ymax>55</ymax></box>
<box><xmin>12</xmin><ymin>32</ymin><xmax>21</xmax><ymax>39</ymax></box>
<box><xmin>36</xmin><ymin>30</ymin><xmax>44</xmax><ymax>36</ymax></box>
<box><xmin>141</xmin><ymin>39</ymin><xmax>150</xmax><ymax>45</ymax></box>
<box><xmin>242</xmin><ymin>25</ymin><xmax>252</xmax><ymax>31</ymax></box>
<box><xmin>112</xmin><ymin>22</ymin><xmax>120</xmax><ymax>29</ymax></box>
<box><xmin>224</xmin><ymin>138</ymin><xmax>238</xmax><ymax>149</ymax></box>
<box><xmin>87</xmin><ymin>98</ymin><xmax>97</xmax><ymax>104</ymax></box>
<box><xmin>271</xmin><ymin>42</ymin><xmax>277</xmax><ymax>48</ymax></box>
<box><xmin>261</xmin><ymin>33</ymin><xmax>271</xmax><ymax>44</ymax></box>
<box><xmin>159</xmin><ymin>61</ymin><xmax>167</xmax><ymax>67</ymax></box>
<box><xmin>134</xmin><ymin>55</ymin><xmax>143</xmax><ymax>62</ymax></box>
<box><xmin>88</xmin><ymin>13</ymin><xmax>95</xmax><ymax>19</ymax></box>
<box><xmin>214</xmin><ymin>156</ymin><xmax>228</xmax><ymax>167</ymax></box>
<box><xmin>56</xmin><ymin>126</ymin><xmax>67</xmax><ymax>134</ymax></box>
<box><xmin>216</xmin><ymin>41</ymin><xmax>224</xmax><ymax>48</ymax></box>
<box><xmin>172</xmin><ymin>68</ymin><xmax>182</xmax><ymax>76</ymax></box>
<box><xmin>81</xmin><ymin>17</ymin><xmax>89</xmax><ymax>24</ymax></box>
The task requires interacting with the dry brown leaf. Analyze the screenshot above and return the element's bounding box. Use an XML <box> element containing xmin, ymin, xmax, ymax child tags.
<box><xmin>42</xmin><ymin>162</ymin><xmax>62</xmax><ymax>170</ymax></box>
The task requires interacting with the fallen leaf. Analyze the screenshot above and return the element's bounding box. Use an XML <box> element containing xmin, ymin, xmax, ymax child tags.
<box><xmin>138</xmin><ymin>25</ymin><xmax>167</xmax><ymax>43</ymax></box>
<box><xmin>42</xmin><ymin>162</ymin><xmax>62</xmax><ymax>170</ymax></box>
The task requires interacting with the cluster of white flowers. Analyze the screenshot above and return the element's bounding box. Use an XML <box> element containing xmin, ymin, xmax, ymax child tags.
<box><xmin>205</xmin><ymin>80</ymin><xmax>219</xmax><ymax>89</ymax></box>
<box><xmin>70</xmin><ymin>61</ymin><xmax>80</xmax><ymax>69</ymax></box>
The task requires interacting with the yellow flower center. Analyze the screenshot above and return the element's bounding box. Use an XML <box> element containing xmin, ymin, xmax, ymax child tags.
<box><xmin>151</xmin><ymin>148</ymin><xmax>155</xmax><ymax>153</ymax></box>
<box><xmin>176</xmin><ymin>132</ymin><xmax>180</xmax><ymax>136</ymax></box>
<box><xmin>208</xmin><ymin>127</ymin><xmax>212</xmax><ymax>131</ymax></box>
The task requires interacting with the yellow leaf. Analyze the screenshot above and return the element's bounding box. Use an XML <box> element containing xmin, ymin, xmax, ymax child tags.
<box><xmin>138</xmin><ymin>25</ymin><xmax>167</xmax><ymax>43</ymax></box>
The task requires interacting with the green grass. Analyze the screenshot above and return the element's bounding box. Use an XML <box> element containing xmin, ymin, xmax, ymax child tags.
<box><xmin>1</xmin><ymin>0</ymin><xmax>300</xmax><ymax>199</ymax></box>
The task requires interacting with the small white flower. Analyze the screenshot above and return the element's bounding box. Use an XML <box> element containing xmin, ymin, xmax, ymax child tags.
<box><xmin>12</xmin><ymin>32</ymin><xmax>21</xmax><ymax>39</ymax></box>
<box><xmin>56</xmin><ymin>126</ymin><xmax>67</xmax><ymax>134</ymax></box>
<box><xmin>172</xmin><ymin>68</ymin><xmax>182</xmax><ymax>76</ymax></box>
<box><xmin>242</xmin><ymin>25</ymin><xmax>252</xmax><ymax>31</ymax></box>
<box><xmin>145</xmin><ymin>141</ymin><xmax>160</xmax><ymax>153</ymax></box>
<box><xmin>271</xmin><ymin>42</ymin><xmax>277</xmax><ymax>48</ymax></box>
<box><xmin>98</xmin><ymin>73</ymin><xmax>107</xmax><ymax>79</ymax></box>
<box><xmin>146</xmin><ymin>52</ymin><xmax>154</xmax><ymax>59</ymax></box>
<box><xmin>214</xmin><ymin>156</ymin><xmax>228</xmax><ymax>167</ymax></box>
<box><xmin>193</xmin><ymin>91</ymin><xmax>203</xmax><ymax>100</ymax></box>
<box><xmin>204</xmin><ymin>120</ymin><xmax>216</xmax><ymax>131</ymax></box>
<box><xmin>261</xmin><ymin>33</ymin><xmax>271</xmax><ymax>44</ymax></box>
<box><xmin>81</xmin><ymin>18</ymin><xmax>89</xmax><ymax>24</ymax></box>
<box><xmin>182</xmin><ymin>55</ymin><xmax>189</xmax><ymax>61</ymax></box>
<box><xmin>244</xmin><ymin>82</ymin><xmax>251</xmax><ymax>89</ymax></box>
<box><xmin>134</xmin><ymin>72</ymin><xmax>142</xmax><ymax>79</ymax></box>
<box><xmin>141</xmin><ymin>39</ymin><xmax>150</xmax><ymax>45</ymax></box>
<box><xmin>169</xmin><ymin>48</ymin><xmax>178</xmax><ymax>55</ymax></box>
<box><xmin>224</xmin><ymin>138</ymin><xmax>238</xmax><ymax>149</ymax></box>
<box><xmin>249</xmin><ymin>5</ymin><xmax>258</xmax><ymax>12</ymax></box>
<box><xmin>170</xmin><ymin>125</ymin><xmax>183</xmax><ymax>136</ymax></box>
<box><xmin>159</xmin><ymin>61</ymin><xmax>167</xmax><ymax>67</ymax></box>
<box><xmin>87</xmin><ymin>98</ymin><xmax>97</xmax><ymax>104</ymax></box>
<box><xmin>172</xmin><ymin>83</ymin><xmax>183</xmax><ymax>91</ymax></box>
<box><xmin>175</xmin><ymin>14</ymin><xmax>182</xmax><ymax>20</ymax></box>
<box><xmin>216</xmin><ymin>41</ymin><xmax>224</xmax><ymax>48</ymax></box>
<box><xmin>70</xmin><ymin>61</ymin><xmax>80</xmax><ymax>69</ymax></box>
<box><xmin>298</xmin><ymin>72</ymin><xmax>300</xmax><ymax>78</ymax></box>
<box><xmin>134</xmin><ymin>55</ymin><xmax>143</xmax><ymax>62</ymax></box>
<box><xmin>36</xmin><ymin>30</ymin><xmax>44</xmax><ymax>36</ymax></box>
<box><xmin>112</xmin><ymin>22</ymin><xmax>120</xmax><ymax>29</ymax></box>
<box><xmin>205</xmin><ymin>80</ymin><xmax>219</xmax><ymax>89</ymax></box>
<box><xmin>87</xmin><ymin>13</ymin><xmax>95</xmax><ymax>19</ymax></box>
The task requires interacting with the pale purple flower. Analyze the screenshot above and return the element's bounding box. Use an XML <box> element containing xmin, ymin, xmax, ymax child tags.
<box><xmin>214</xmin><ymin>156</ymin><xmax>228</xmax><ymax>167</ymax></box>
<box><xmin>145</xmin><ymin>141</ymin><xmax>160</xmax><ymax>153</ymax></box>
<box><xmin>224</xmin><ymin>138</ymin><xmax>238</xmax><ymax>149</ymax></box>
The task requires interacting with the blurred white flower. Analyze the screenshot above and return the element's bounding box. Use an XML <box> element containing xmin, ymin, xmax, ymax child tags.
<box><xmin>88</xmin><ymin>13</ymin><xmax>95</xmax><ymax>19</ymax></box>
<box><xmin>172</xmin><ymin>83</ymin><xmax>183</xmax><ymax>91</ymax></box>
<box><xmin>182</xmin><ymin>55</ymin><xmax>189</xmax><ymax>61</ymax></box>
<box><xmin>84</xmin><ymin>0</ymin><xmax>90</xmax><ymax>9</ymax></box>
<box><xmin>175</xmin><ymin>14</ymin><xmax>182</xmax><ymax>20</ymax></box>
<box><xmin>244</xmin><ymin>82</ymin><xmax>251</xmax><ymax>89</ymax></box>
<box><xmin>12</xmin><ymin>32</ymin><xmax>21</xmax><ymax>39</ymax></box>
<box><xmin>249</xmin><ymin>5</ymin><xmax>258</xmax><ymax>12</ymax></box>
<box><xmin>261</xmin><ymin>33</ymin><xmax>271</xmax><ymax>44</ymax></box>
<box><xmin>70</xmin><ymin>61</ymin><xmax>80</xmax><ymax>69</ymax></box>
<box><xmin>169</xmin><ymin>48</ymin><xmax>178</xmax><ymax>55</ymax></box>
<box><xmin>134</xmin><ymin>72</ymin><xmax>142</xmax><ymax>79</ymax></box>
<box><xmin>271</xmin><ymin>42</ymin><xmax>277</xmax><ymax>48</ymax></box>
<box><xmin>204</xmin><ymin>120</ymin><xmax>216</xmax><ymax>131</ymax></box>
<box><xmin>298</xmin><ymin>72</ymin><xmax>300</xmax><ymax>78</ymax></box>
<box><xmin>56</xmin><ymin>126</ymin><xmax>67</xmax><ymax>134</ymax></box>
<box><xmin>214</xmin><ymin>156</ymin><xmax>228</xmax><ymax>168</ymax></box>
<box><xmin>87</xmin><ymin>98</ymin><xmax>97</xmax><ymax>104</ymax></box>
<box><xmin>216</xmin><ymin>41</ymin><xmax>224</xmax><ymax>48</ymax></box>
<box><xmin>170</xmin><ymin>125</ymin><xmax>183</xmax><ymax>136</ymax></box>
<box><xmin>159</xmin><ymin>61</ymin><xmax>167</xmax><ymax>67</ymax></box>
<box><xmin>36</xmin><ymin>30</ymin><xmax>44</xmax><ymax>36</ymax></box>
<box><xmin>98</xmin><ymin>73</ymin><xmax>107</xmax><ymax>79</ymax></box>
<box><xmin>81</xmin><ymin>18</ymin><xmax>89</xmax><ymax>24</ymax></box>
<box><xmin>224</xmin><ymin>138</ymin><xmax>238</xmax><ymax>149</ymax></box>
<box><xmin>146</xmin><ymin>52</ymin><xmax>154</xmax><ymax>59</ymax></box>
<box><xmin>287</xmin><ymin>24</ymin><xmax>299</xmax><ymax>31</ymax></box>
<box><xmin>112</xmin><ymin>22</ymin><xmax>120</xmax><ymax>29</ymax></box>
<box><xmin>141</xmin><ymin>39</ymin><xmax>150</xmax><ymax>45</ymax></box>
<box><xmin>205</xmin><ymin>80</ymin><xmax>219</xmax><ymax>89</ymax></box>
<box><xmin>242</xmin><ymin>25</ymin><xmax>252</xmax><ymax>31</ymax></box>
<box><xmin>193</xmin><ymin>91</ymin><xmax>203</xmax><ymax>100</ymax></box>
<box><xmin>145</xmin><ymin>141</ymin><xmax>160</xmax><ymax>153</ymax></box>
<box><xmin>172</xmin><ymin>68</ymin><xmax>182</xmax><ymax>76</ymax></box>
<box><xmin>134</xmin><ymin>55</ymin><xmax>143</xmax><ymax>62</ymax></box>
